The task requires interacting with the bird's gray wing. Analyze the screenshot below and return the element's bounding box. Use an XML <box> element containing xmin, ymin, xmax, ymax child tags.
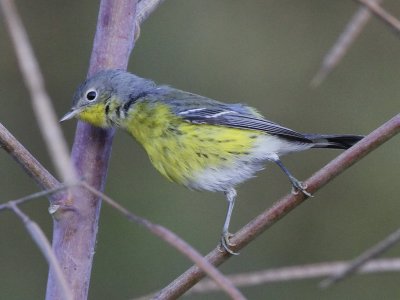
<box><xmin>174</xmin><ymin>103</ymin><xmax>310</xmax><ymax>142</ymax></box>
<box><xmin>155</xmin><ymin>88</ymin><xmax>310</xmax><ymax>142</ymax></box>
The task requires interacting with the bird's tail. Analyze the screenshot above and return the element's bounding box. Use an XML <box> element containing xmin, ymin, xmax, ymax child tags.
<box><xmin>304</xmin><ymin>134</ymin><xmax>364</xmax><ymax>150</ymax></box>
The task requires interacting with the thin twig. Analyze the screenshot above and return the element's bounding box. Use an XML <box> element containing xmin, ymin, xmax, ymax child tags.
<box><xmin>134</xmin><ymin>258</ymin><xmax>400</xmax><ymax>298</ymax></box>
<box><xmin>7</xmin><ymin>202</ymin><xmax>72</xmax><ymax>300</ymax></box>
<box><xmin>154</xmin><ymin>114</ymin><xmax>400</xmax><ymax>299</ymax></box>
<box><xmin>188</xmin><ymin>258</ymin><xmax>400</xmax><ymax>295</ymax></box>
<box><xmin>0</xmin><ymin>183</ymin><xmax>76</xmax><ymax>212</ymax></box>
<box><xmin>356</xmin><ymin>0</ymin><xmax>400</xmax><ymax>32</ymax></box>
<box><xmin>0</xmin><ymin>122</ymin><xmax>60</xmax><ymax>195</ymax></box>
<box><xmin>311</xmin><ymin>0</ymin><xmax>383</xmax><ymax>86</ymax></box>
<box><xmin>321</xmin><ymin>226</ymin><xmax>400</xmax><ymax>287</ymax></box>
<box><xmin>0</xmin><ymin>0</ymin><xmax>76</xmax><ymax>184</ymax></box>
<box><xmin>82</xmin><ymin>182</ymin><xmax>246</xmax><ymax>300</ymax></box>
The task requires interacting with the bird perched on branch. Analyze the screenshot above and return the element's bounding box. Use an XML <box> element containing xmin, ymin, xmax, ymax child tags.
<box><xmin>61</xmin><ymin>69</ymin><xmax>363</xmax><ymax>254</ymax></box>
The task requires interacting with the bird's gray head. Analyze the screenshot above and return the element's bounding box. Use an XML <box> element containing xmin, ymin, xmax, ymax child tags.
<box><xmin>60</xmin><ymin>69</ymin><xmax>155</xmax><ymax>127</ymax></box>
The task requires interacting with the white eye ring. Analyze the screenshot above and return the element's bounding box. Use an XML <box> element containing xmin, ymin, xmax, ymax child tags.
<box><xmin>85</xmin><ymin>89</ymin><xmax>97</xmax><ymax>101</ymax></box>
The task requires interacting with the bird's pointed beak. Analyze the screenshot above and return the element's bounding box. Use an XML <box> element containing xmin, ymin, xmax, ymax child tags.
<box><xmin>60</xmin><ymin>108</ymin><xmax>80</xmax><ymax>122</ymax></box>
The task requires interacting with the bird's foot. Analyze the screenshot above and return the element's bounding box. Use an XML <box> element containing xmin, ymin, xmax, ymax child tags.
<box><xmin>290</xmin><ymin>178</ymin><xmax>313</xmax><ymax>197</ymax></box>
<box><xmin>219</xmin><ymin>232</ymin><xmax>239</xmax><ymax>255</ymax></box>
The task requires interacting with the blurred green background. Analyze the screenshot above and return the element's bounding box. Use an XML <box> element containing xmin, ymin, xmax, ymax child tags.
<box><xmin>0</xmin><ymin>1</ymin><xmax>399</xmax><ymax>299</ymax></box>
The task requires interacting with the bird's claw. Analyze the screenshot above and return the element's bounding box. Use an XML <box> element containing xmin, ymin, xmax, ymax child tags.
<box><xmin>219</xmin><ymin>232</ymin><xmax>239</xmax><ymax>255</ymax></box>
<box><xmin>290</xmin><ymin>180</ymin><xmax>313</xmax><ymax>197</ymax></box>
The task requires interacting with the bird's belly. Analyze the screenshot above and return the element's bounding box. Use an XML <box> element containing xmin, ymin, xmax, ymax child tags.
<box><xmin>138</xmin><ymin>123</ymin><xmax>267</xmax><ymax>191</ymax></box>
<box><xmin>187</xmin><ymin>158</ymin><xmax>265</xmax><ymax>192</ymax></box>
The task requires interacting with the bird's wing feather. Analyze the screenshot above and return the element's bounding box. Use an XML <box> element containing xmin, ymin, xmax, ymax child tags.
<box><xmin>161</xmin><ymin>93</ymin><xmax>311</xmax><ymax>143</ymax></box>
<box><xmin>180</xmin><ymin>108</ymin><xmax>308</xmax><ymax>140</ymax></box>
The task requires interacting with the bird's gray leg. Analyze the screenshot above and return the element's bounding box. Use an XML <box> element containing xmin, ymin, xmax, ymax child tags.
<box><xmin>220</xmin><ymin>188</ymin><xmax>239</xmax><ymax>255</ymax></box>
<box><xmin>268</xmin><ymin>153</ymin><xmax>312</xmax><ymax>197</ymax></box>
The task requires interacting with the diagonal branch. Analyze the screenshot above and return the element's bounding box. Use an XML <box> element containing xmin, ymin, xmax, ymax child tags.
<box><xmin>0</xmin><ymin>122</ymin><xmax>60</xmax><ymax>196</ymax></box>
<box><xmin>134</xmin><ymin>257</ymin><xmax>400</xmax><ymax>298</ymax></box>
<box><xmin>311</xmin><ymin>0</ymin><xmax>383</xmax><ymax>86</ymax></box>
<box><xmin>321</xmin><ymin>226</ymin><xmax>400</xmax><ymax>287</ymax></box>
<box><xmin>154</xmin><ymin>114</ymin><xmax>400</xmax><ymax>299</ymax></box>
<box><xmin>6</xmin><ymin>202</ymin><xmax>73</xmax><ymax>300</ymax></box>
<box><xmin>187</xmin><ymin>258</ymin><xmax>400</xmax><ymax>296</ymax></box>
<box><xmin>356</xmin><ymin>0</ymin><xmax>400</xmax><ymax>32</ymax></box>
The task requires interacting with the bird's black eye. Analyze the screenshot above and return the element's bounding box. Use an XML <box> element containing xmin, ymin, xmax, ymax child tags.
<box><xmin>86</xmin><ymin>90</ymin><xmax>97</xmax><ymax>101</ymax></box>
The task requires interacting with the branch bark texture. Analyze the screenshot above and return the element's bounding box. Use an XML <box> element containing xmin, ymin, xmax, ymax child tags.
<box><xmin>46</xmin><ymin>1</ymin><xmax>138</xmax><ymax>299</ymax></box>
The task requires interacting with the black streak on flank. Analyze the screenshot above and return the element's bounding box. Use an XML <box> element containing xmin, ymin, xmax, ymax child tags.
<box><xmin>195</xmin><ymin>152</ymin><xmax>208</xmax><ymax>158</ymax></box>
<box><xmin>116</xmin><ymin>106</ymin><xmax>121</xmax><ymax>118</ymax></box>
<box><xmin>123</xmin><ymin>91</ymin><xmax>148</xmax><ymax>112</ymax></box>
<box><xmin>227</xmin><ymin>151</ymin><xmax>242</xmax><ymax>155</ymax></box>
<box><xmin>105</xmin><ymin>103</ymin><xmax>110</xmax><ymax>116</ymax></box>
<box><xmin>168</xmin><ymin>127</ymin><xmax>183</xmax><ymax>135</ymax></box>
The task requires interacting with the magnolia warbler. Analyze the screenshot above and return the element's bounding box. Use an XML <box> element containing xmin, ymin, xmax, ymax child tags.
<box><xmin>61</xmin><ymin>69</ymin><xmax>363</xmax><ymax>254</ymax></box>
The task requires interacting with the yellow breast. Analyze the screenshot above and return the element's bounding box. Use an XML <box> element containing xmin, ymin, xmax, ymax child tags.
<box><xmin>122</xmin><ymin>102</ymin><xmax>262</xmax><ymax>187</ymax></box>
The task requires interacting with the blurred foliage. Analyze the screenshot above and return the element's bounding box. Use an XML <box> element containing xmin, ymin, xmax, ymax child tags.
<box><xmin>0</xmin><ymin>1</ymin><xmax>399</xmax><ymax>299</ymax></box>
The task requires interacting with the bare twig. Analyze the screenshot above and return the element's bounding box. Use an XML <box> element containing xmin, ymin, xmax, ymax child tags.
<box><xmin>356</xmin><ymin>0</ymin><xmax>400</xmax><ymax>32</ymax></box>
<box><xmin>0</xmin><ymin>123</ymin><xmax>60</xmax><ymax>196</ymax></box>
<box><xmin>311</xmin><ymin>0</ymin><xmax>383</xmax><ymax>86</ymax></box>
<box><xmin>7</xmin><ymin>202</ymin><xmax>72</xmax><ymax>300</ymax></box>
<box><xmin>321</xmin><ymin>226</ymin><xmax>400</xmax><ymax>287</ymax></box>
<box><xmin>0</xmin><ymin>183</ymin><xmax>76</xmax><ymax>212</ymax></box>
<box><xmin>82</xmin><ymin>182</ymin><xmax>246</xmax><ymax>300</ymax></box>
<box><xmin>189</xmin><ymin>258</ymin><xmax>400</xmax><ymax>295</ymax></box>
<box><xmin>0</xmin><ymin>0</ymin><xmax>76</xmax><ymax>184</ymax></box>
<box><xmin>154</xmin><ymin>114</ymin><xmax>400</xmax><ymax>299</ymax></box>
<box><xmin>134</xmin><ymin>258</ymin><xmax>400</xmax><ymax>299</ymax></box>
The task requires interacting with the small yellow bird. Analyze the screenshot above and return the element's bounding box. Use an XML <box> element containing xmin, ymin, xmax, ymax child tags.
<box><xmin>61</xmin><ymin>69</ymin><xmax>363</xmax><ymax>254</ymax></box>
